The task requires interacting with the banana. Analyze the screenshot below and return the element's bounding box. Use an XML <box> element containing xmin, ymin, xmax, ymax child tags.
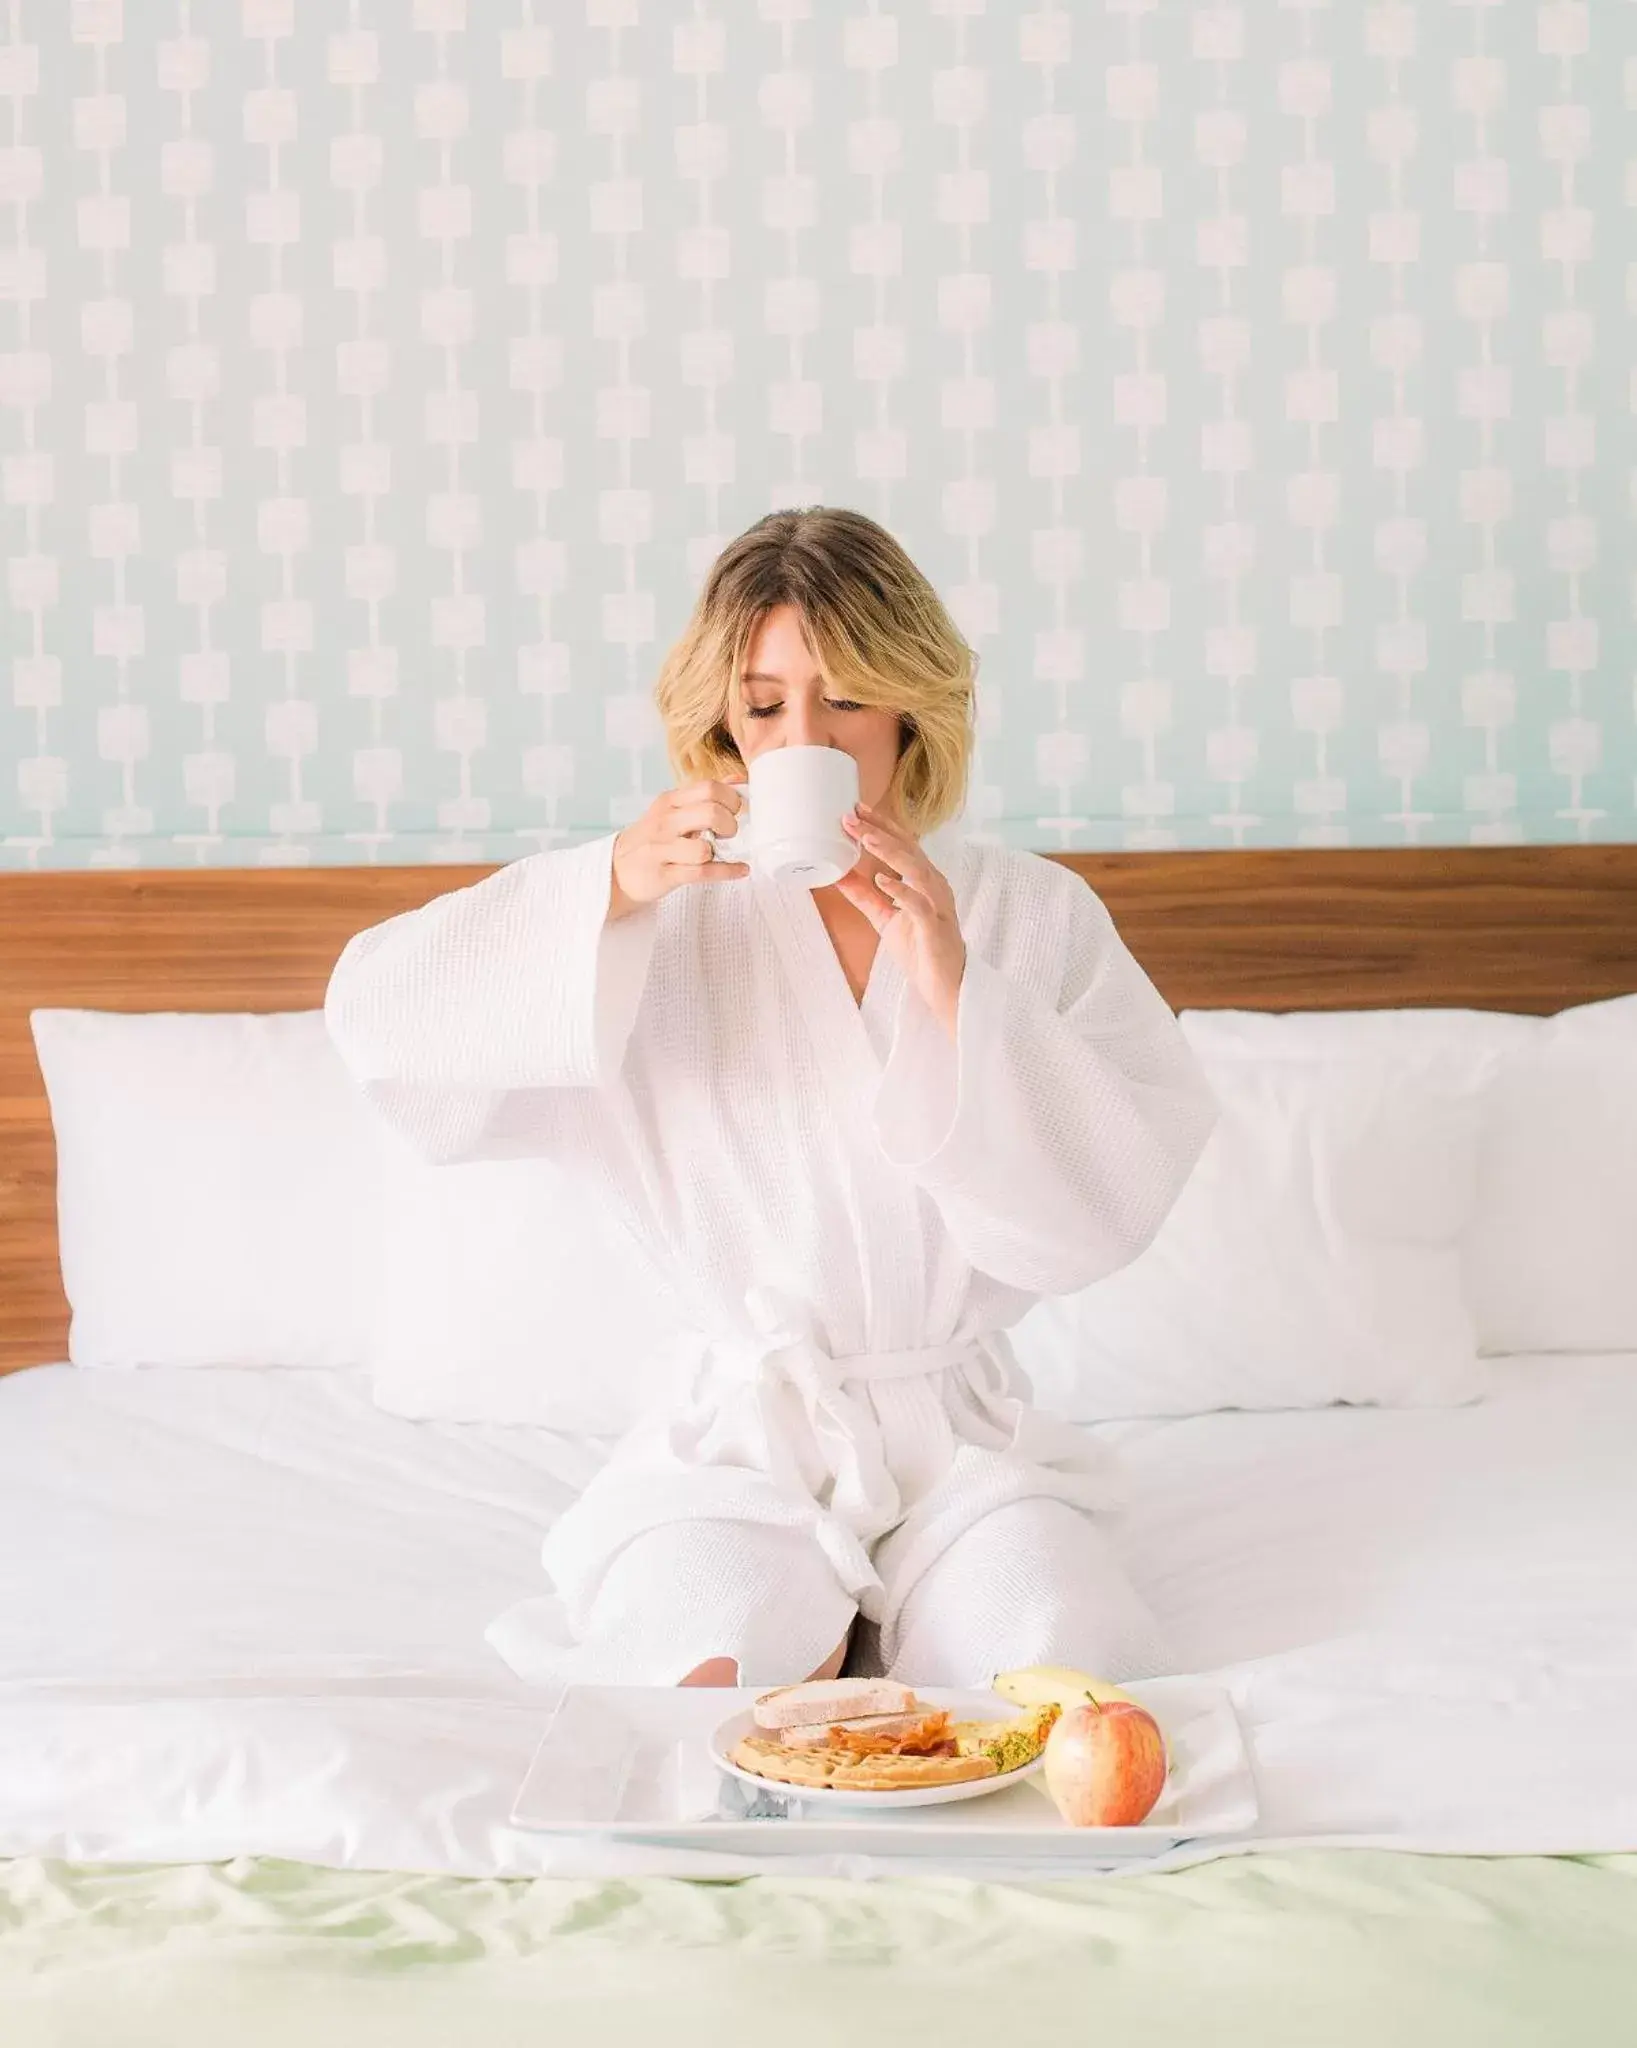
<box><xmin>991</xmin><ymin>1664</ymin><xmax>1143</xmax><ymax>1714</ymax></box>
<box><xmin>991</xmin><ymin>1665</ymin><xmax>1171</xmax><ymax>1765</ymax></box>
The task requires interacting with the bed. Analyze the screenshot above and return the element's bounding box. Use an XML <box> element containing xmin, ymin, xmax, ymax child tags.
<box><xmin>3</xmin><ymin>844</ymin><xmax>1636</xmax><ymax>2043</ymax></box>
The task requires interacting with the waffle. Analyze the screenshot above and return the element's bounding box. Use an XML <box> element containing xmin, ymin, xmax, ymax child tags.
<box><xmin>730</xmin><ymin>1732</ymin><xmax>999</xmax><ymax>1793</ymax></box>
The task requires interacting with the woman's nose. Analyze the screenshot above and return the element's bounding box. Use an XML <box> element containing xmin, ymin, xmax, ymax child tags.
<box><xmin>783</xmin><ymin>698</ymin><xmax>824</xmax><ymax>748</ymax></box>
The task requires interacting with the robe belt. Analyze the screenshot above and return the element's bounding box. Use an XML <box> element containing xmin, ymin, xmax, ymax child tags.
<box><xmin>708</xmin><ymin>1284</ymin><xmax>974</xmax><ymax>1390</ymax></box>
<box><xmin>689</xmin><ymin>1287</ymin><xmax>982</xmax><ymax>1553</ymax></box>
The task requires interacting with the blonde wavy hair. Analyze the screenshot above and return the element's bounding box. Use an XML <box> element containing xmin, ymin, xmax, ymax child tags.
<box><xmin>654</xmin><ymin>507</ymin><xmax>978</xmax><ymax>834</ymax></box>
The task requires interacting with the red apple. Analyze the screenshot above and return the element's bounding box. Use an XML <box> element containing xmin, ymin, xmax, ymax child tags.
<box><xmin>1042</xmin><ymin>1697</ymin><xmax>1167</xmax><ymax>1828</ymax></box>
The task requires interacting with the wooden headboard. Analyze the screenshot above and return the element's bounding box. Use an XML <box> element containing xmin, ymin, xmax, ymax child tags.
<box><xmin>3</xmin><ymin>843</ymin><xmax>1636</xmax><ymax>1374</ymax></box>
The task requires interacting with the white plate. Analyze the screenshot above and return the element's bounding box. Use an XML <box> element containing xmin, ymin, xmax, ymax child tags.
<box><xmin>711</xmin><ymin>1689</ymin><xmax>1047</xmax><ymax>1810</ymax></box>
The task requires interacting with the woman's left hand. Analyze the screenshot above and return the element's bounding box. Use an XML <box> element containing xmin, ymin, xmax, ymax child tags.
<box><xmin>836</xmin><ymin>802</ymin><xmax>967</xmax><ymax>1039</ymax></box>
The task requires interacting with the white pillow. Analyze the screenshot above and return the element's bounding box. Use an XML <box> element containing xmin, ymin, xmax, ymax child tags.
<box><xmin>364</xmin><ymin>1125</ymin><xmax>686</xmax><ymax>1435</ymax></box>
<box><xmin>1463</xmin><ymin>992</ymin><xmax>1637</xmax><ymax>1353</ymax></box>
<box><xmin>1174</xmin><ymin>1003</ymin><xmax>1540</xmax><ymax>1072</ymax></box>
<box><xmin>1009</xmin><ymin>1014</ymin><xmax>1525</xmax><ymax>1420</ymax></box>
<box><xmin>29</xmin><ymin>1009</ymin><xmax>378</xmax><ymax>1369</ymax></box>
<box><xmin>1173</xmin><ymin>996</ymin><xmax>1637</xmax><ymax>1356</ymax></box>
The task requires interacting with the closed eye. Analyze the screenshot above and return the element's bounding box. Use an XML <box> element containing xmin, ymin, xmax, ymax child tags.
<box><xmin>743</xmin><ymin>696</ymin><xmax>863</xmax><ymax>719</ymax></box>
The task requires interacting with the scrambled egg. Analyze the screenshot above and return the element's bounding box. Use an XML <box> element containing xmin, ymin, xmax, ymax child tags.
<box><xmin>952</xmin><ymin>1704</ymin><xmax>1060</xmax><ymax>1774</ymax></box>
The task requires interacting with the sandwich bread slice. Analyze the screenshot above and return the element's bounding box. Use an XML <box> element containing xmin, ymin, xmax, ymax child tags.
<box><xmin>751</xmin><ymin>1678</ymin><xmax>917</xmax><ymax>1732</ymax></box>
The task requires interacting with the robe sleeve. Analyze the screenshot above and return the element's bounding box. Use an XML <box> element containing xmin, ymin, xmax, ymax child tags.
<box><xmin>871</xmin><ymin>870</ymin><xmax>1221</xmax><ymax>1296</ymax></box>
<box><xmin>322</xmin><ymin>832</ymin><xmax>657</xmax><ymax>1165</ymax></box>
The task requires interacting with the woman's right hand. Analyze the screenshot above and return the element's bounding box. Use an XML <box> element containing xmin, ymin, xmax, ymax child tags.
<box><xmin>609</xmin><ymin>779</ymin><xmax>749</xmax><ymax>919</ymax></box>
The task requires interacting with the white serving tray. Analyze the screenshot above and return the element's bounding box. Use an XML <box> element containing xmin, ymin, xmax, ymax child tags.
<box><xmin>510</xmin><ymin>1676</ymin><xmax>1257</xmax><ymax>1863</ymax></box>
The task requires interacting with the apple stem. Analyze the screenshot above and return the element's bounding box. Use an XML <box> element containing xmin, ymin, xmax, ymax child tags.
<box><xmin>1084</xmin><ymin>1692</ymin><xmax>1103</xmax><ymax>1715</ymax></box>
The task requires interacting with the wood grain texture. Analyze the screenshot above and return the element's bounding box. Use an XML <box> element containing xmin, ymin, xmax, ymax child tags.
<box><xmin>1056</xmin><ymin>844</ymin><xmax>1637</xmax><ymax>1013</ymax></box>
<box><xmin>4</xmin><ymin>844</ymin><xmax>1636</xmax><ymax>1374</ymax></box>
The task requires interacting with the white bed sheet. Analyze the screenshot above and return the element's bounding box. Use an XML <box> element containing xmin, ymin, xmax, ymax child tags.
<box><xmin>2</xmin><ymin>1356</ymin><xmax>1634</xmax><ymax>1877</ymax></box>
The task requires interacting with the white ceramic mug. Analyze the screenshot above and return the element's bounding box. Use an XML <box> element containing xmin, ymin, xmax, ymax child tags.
<box><xmin>712</xmin><ymin>746</ymin><xmax>860</xmax><ymax>888</ymax></box>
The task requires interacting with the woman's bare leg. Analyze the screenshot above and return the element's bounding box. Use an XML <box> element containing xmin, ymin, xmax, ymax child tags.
<box><xmin>806</xmin><ymin>1636</ymin><xmax>847</xmax><ymax>1681</ymax></box>
<box><xmin>678</xmin><ymin>1635</ymin><xmax>848</xmax><ymax>1688</ymax></box>
<box><xmin>678</xmin><ymin>1656</ymin><xmax>740</xmax><ymax>1688</ymax></box>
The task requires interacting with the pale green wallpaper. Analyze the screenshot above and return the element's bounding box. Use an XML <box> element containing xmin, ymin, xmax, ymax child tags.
<box><xmin>2</xmin><ymin>0</ymin><xmax>1633</xmax><ymax>869</ymax></box>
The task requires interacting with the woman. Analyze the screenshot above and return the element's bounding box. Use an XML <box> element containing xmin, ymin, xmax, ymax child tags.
<box><xmin>325</xmin><ymin>508</ymin><xmax>1220</xmax><ymax>1691</ymax></box>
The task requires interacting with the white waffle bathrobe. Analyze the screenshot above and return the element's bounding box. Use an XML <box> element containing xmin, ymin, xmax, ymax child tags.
<box><xmin>324</xmin><ymin>826</ymin><xmax>1220</xmax><ymax>1687</ymax></box>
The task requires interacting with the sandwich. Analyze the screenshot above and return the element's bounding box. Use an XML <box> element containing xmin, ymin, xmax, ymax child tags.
<box><xmin>751</xmin><ymin>1679</ymin><xmax>917</xmax><ymax>1732</ymax></box>
<box><xmin>783</xmin><ymin>1710</ymin><xmax>952</xmax><ymax>1753</ymax></box>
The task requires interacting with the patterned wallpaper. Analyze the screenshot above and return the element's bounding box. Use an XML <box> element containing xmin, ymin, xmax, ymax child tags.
<box><xmin>2</xmin><ymin>0</ymin><xmax>1633</xmax><ymax>870</ymax></box>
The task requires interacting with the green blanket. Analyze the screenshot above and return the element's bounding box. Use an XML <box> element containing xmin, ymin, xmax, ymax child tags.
<box><xmin>5</xmin><ymin>1852</ymin><xmax>1634</xmax><ymax>2046</ymax></box>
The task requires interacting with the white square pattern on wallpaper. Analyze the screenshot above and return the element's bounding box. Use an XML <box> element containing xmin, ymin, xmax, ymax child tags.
<box><xmin>0</xmin><ymin>0</ymin><xmax>1633</xmax><ymax>869</ymax></box>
